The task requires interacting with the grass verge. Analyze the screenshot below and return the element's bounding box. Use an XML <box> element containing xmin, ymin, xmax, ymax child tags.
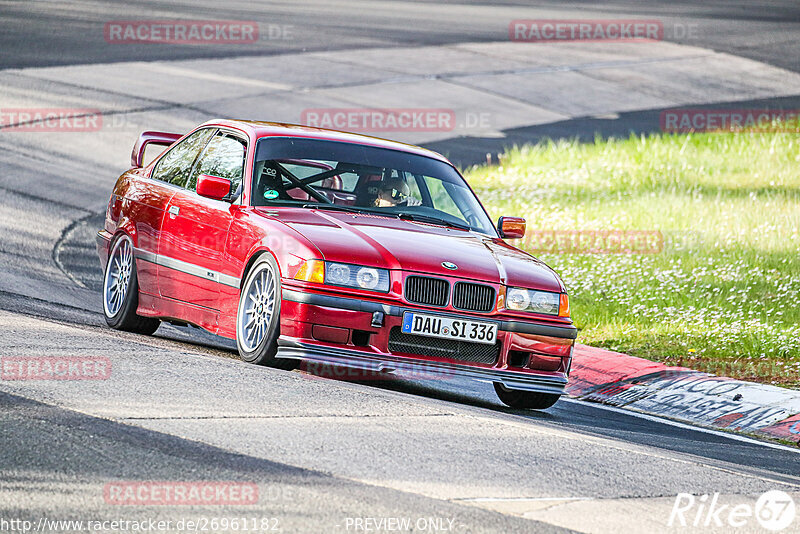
<box><xmin>464</xmin><ymin>131</ymin><xmax>800</xmax><ymax>387</ymax></box>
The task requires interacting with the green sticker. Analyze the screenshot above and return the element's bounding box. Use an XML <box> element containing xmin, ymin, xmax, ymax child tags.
<box><xmin>263</xmin><ymin>189</ymin><xmax>280</xmax><ymax>200</ymax></box>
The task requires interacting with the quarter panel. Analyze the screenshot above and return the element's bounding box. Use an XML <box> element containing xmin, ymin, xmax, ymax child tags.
<box><xmin>114</xmin><ymin>172</ymin><xmax>176</xmax><ymax>295</ymax></box>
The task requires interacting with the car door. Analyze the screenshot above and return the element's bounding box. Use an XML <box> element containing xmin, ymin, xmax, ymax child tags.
<box><xmin>134</xmin><ymin>127</ymin><xmax>215</xmax><ymax>295</ymax></box>
<box><xmin>157</xmin><ymin>129</ymin><xmax>247</xmax><ymax>312</ymax></box>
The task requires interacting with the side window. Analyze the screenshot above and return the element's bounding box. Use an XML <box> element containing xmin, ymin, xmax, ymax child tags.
<box><xmin>403</xmin><ymin>172</ymin><xmax>423</xmax><ymax>206</ymax></box>
<box><xmin>423</xmin><ymin>176</ymin><xmax>461</xmax><ymax>217</ymax></box>
<box><xmin>151</xmin><ymin>129</ymin><xmax>215</xmax><ymax>186</ymax></box>
<box><xmin>187</xmin><ymin>132</ymin><xmax>247</xmax><ymax>195</ymax></box>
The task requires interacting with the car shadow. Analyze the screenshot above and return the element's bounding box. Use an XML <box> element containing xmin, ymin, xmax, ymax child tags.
<box><xmin>298</xmin><ymin>362</ymin><xmax>560</xmax><ymax>420</ymax></box>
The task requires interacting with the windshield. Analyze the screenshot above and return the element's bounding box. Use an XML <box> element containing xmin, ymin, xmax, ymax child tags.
<box><xmin>251</xmin><ymin>137</ymin><xmax>496</xmax><ymax>235</ymax></box>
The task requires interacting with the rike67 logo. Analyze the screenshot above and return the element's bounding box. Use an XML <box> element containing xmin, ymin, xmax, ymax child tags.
<box><xmin>669</xmin><ymin>490</ymin><xmax>796</xmax><ymax>531</ymax></box>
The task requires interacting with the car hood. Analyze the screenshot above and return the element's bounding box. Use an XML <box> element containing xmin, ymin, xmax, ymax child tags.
<box><xmin>259</xmin><ymin>208</ymin><xmax>564</xmax><ymax>293</ymax></box>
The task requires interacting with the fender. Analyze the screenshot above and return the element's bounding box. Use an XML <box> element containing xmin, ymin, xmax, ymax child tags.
<box><xmin>216</xmin><ymin>210</ymin><xmax>324</xmax><ymax>337</ymax></box>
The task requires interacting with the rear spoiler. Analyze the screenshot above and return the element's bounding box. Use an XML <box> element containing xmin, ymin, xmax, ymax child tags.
<box><xmin>131</xmin><ymin>131</ymin><xmax>183</xmax><ymax>168</ymax></box>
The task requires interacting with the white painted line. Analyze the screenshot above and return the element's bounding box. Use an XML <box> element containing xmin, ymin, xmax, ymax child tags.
<box><xmin>142</xmin><ymin>63</ymin><xmax>292</xmax><ymax>91</ymax></box>
<box><xmin>458</xmin><ymin>496</ymin><xmax>591</xmax><ymax>503</ymax></box>
<box><xmin>562</xmin><ymin>397</ymin><xmax>800</xmax><ymax>455</ymax></box>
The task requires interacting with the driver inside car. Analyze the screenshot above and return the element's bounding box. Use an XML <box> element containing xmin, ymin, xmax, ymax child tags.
<box><xmin>371</xmin><ymin>175</ymin><xmax>421</xmax><ymax>207</ymax></box>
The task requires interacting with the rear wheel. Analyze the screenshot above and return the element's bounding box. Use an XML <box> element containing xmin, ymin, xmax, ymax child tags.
<box><xmin>494</xmin><ymin>383</ymin><xmax>560</xmax><ymax>410</ymax></box>
<box><xmin>102</xmin><ymin>234</ymin><xmax>160</xmax><ymax>335</ymax></box>
<box><xmin>236</xmin><ymin>255</ymin><xmax>296</xmax><ymax>369</ymax></box>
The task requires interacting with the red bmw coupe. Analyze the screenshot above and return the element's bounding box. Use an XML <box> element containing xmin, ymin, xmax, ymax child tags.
<box><xmin>97</xmin><ymin>120</ymin><xmax>576</xmax><ymax>409</ymax></box>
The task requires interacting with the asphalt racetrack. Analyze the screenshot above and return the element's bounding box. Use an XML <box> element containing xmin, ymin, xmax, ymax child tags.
<box><xmin>1</xmin><ymin>2</ymin><xmax>800</xmax><ymax>532</ymax></box>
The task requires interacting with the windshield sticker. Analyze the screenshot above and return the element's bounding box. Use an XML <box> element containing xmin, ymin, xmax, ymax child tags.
<box><xmin>263</xmin><ymin>189</ymin><xmax>280</xmax><ymax>200</ymax></box>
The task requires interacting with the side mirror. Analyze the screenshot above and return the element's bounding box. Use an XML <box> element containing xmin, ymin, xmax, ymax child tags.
<box><xmin>197</xmin><ymin>174</ymin><xmax>231</xmax><ymax>201</ymax></box>
<box><xmin>497</xmin><ymin>216</ymin><xmax>526</xmax><ymax>239</ymax></box>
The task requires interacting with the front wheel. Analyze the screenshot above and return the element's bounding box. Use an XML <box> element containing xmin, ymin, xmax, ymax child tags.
<box><xmin>494</xmin><ymin>383</ymin><xmax>560</xmax><ymax>410</ymax></box>
<box><xmin>236</xmin><ymin>255</ymin><xmax>296</xmax><ymax>369</ymax></box>
<box><xmin>102</xmin><ymin>234</ymin><xmax>160</xmax><ymax>335</ymax></box>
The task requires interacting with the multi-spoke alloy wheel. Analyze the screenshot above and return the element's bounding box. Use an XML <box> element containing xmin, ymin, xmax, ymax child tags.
<box><xmin>239</xmin><ymin>263</ymin><xmax>276</xmax><ymax>352</ymax></box>
<box><xmin>104</xmin><ymin>236</ymin><xmax>133</xmax><ymax>318</ymax></box>
<box><xmin>101</xmin><ymin>234</ymin><xmax>160</xmax><ymax>334</ymax></box>
<box><xmin>236</xmin><ymin>255</ymin><xmax>294</xmax><ymax>368</ymax></box>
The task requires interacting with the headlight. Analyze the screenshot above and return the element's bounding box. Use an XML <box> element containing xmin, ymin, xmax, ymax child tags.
<box><xmin>355</xmin><ymin>267</ymin><xmax>381</xmax><ymax>290</ymax></box>
<box><xmin>327</xmin><ymin>263</ymin><xmax>351</xmax><ymax>285</ymax></box>
<box><xmin>506</xmin><ymin>288</ymin><xmax>531</xmax><ymax>310</ymax></box>
<box><xmin>506</xmin><ymin>287</ymin><xmax>565</xmax><ymax>316</ymax></box>
<box><xmin>325</xmin><ymin>262</ymin><xmax>390</xmax><ymax>292</ymax></box>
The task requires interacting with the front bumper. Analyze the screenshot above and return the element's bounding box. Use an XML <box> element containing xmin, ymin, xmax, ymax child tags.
<box><xmin>277</xmin><ymin>288</ymin><xmax>575</xmax><ymax>395</ymax></box>
<box><xmin>278</xmin><ymin>338</ymin><xmax>568</xmax><ymax>394</ymax></box>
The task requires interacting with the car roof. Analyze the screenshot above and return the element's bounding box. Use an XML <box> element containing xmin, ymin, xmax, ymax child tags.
<box><xmin>202</xmin><ymin>119</ymin><xmax>452</xmax><ymax>165</ymax></box>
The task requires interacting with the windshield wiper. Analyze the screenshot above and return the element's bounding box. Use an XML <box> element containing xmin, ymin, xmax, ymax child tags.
<box><xmin>301</xmin><ymin>205</ymin><xmax>471</xmax><ymax>230</ymax></box>
<box><xmin>396</xmin><ymin>212</ymin><xmax>470</xmax><ymax>230</ymax></box>
<box><xmin>302</xmin><ymin>203</ymin><xmax>359</xmax><ymax>213</ymax></box>
<box><xmin>301</xmin><ymin>204</ymin><xmax>395</xmax><ymax>219</ymax></box>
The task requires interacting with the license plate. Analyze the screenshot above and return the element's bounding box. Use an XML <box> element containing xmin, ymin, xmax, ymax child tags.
<box><xmin>401</xmin><ymin>312</ymin><xmax>497</xmax><ymax>345</ymax></box>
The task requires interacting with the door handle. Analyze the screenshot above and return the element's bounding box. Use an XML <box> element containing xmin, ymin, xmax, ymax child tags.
<box><xmin>168</xmin><ymin>205</ymin><xmax>179</xmax><ymax>217</ymax></box>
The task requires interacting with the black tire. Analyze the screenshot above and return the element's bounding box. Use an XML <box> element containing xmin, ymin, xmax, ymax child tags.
<box><xmin>494</xmin><ymin>383</ymin><xmax>560</xmax><ymax>410</ymax></box>
<box><xmin>102</xmin><ymin>234</ymin><xmax>160</xmax><ymax>335</ymax></box>
<box><xmin>236</xmin><ymin>254</ymin><xmax>297</xmax><ymax>370</ymax></box>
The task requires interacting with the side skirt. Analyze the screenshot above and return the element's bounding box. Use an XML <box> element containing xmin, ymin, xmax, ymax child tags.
<box><xmin>137</xmin><ymin>292</ymin><xmax>226</xmax><ymax>337</ymax></box>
